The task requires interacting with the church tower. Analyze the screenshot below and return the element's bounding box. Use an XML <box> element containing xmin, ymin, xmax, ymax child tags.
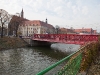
<box><xmin>45</xmin><ymin>18</ymin><xmax>48</xmax><ymax>24</ymax></box>
<box><xmin>21</xmin><ymin>8</ymin><xmax>24</xmax><ymax>18</ymax></box>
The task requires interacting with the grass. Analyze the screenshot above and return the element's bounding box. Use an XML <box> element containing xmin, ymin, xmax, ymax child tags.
<box><xmin>0</xmin><ymin>36</ymin><xmax>27</xmax><ymax>50</ymax></box>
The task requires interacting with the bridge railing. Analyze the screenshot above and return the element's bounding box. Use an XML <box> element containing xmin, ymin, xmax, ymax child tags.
<box><xmin>33</xmin><ymin>34</ymin><xmax>99</xmax><ymax>75</ymax></box>
<box><xmin>36</xmin><ymin>45</ymin><xmax>87</xmax><ymax>75</ymax></box>
<box><xmin>33</xmin><ymin>34</ymin><xmax>98</xmax><ymax>45</ymax></box>
<box><xmin>34</xmin><ymin>34</ymin><xmax>98</xmax><ymax>40</ymax></box>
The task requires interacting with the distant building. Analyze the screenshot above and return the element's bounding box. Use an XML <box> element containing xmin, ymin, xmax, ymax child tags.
<box><xmin>18</xmin><ymin>19</ymin><xmax>55</xmax><ymax>36</ymax></box>
<box><xmin>60</xmin><ymin>28</ymin><xmax>67</xmax><ymax>34</ymax></box>
<box><xmin>21</xmin><ymin>8</ymin><xmax>24</xmax><ymax>18</ymax></box>
<box><xmin>8</xmin><ymin>9</ymin><xmax>28</xmax><ymax>36</ymax></box>
<box><xmin>74</xmin><ymin>28</ymin><xmax>97</xmax><ymax>34</ymax></box>
<box><xmin>8</xmin><ymin>9</ymin><xmax>55</xmax><ymax>36</ymax></box>
<box><xmin>60</xmin><ymin>27</ymin><xmax>97</xmax><ymax>34</ymax></box>
<box><xmin>60</xmin><ymin>28</ymin><xmax>75</xmax><ymax>34</ymax></box>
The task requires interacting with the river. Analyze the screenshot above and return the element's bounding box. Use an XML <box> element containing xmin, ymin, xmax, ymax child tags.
<box><xmin>0</xmin><ymin>43</ymin><xmax>80</xmax><ymax>75</ymax></box>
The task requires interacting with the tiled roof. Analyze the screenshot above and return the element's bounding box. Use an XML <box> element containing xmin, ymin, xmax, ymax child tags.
<box><xmin>60</xmin><ymin>28</ymin><xmax>75</xmax><ymax>33</ymax></box>
<box><xmin>74</xmin><ymin>28</ymin><xmax>93</xmax><ymax>33</ymax></box>
<box><xmin>60</xmin><ymin>28</ymin><xmax>67</xmax><ymax>31</ymax></box>
<box><xmin>93</xmin><ymin>30</ymin><xmax>97</xmax><ymax>34</ymax></box>
<box><xmin>21</xmin><ymin>20</ymin><xmax>54</xmax><ymax>28</ymax></box>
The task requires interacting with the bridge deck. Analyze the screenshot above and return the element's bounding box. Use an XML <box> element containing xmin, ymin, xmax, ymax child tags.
<box><xmin>32</xmin><ymin>34</ymin><xmax>98</xmax><ymax>45</ymax></box>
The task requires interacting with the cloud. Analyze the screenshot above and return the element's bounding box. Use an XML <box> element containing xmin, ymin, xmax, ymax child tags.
<box><xmin>54</xmin><ymin>6</ymin><xmax>64</xmax><ymax>17</ymax></box>
<box><xmin>72</xmin><ymin>5</ymin><xmax>78</xmax><ymax>15</ymax></box>
<box><xmin>67</xmin><ymin>1</ymin><xmax>72</xmax><ymax>8</ymax></box>
<box><xmin>82</xmin><ymin>6</ymin><xmax>89</xmax><ymax>15</ymax></box>
<box><xmin>0</xmin><ymin>0</ymin><xmax>100</xmax><ymax>32</ymax></box>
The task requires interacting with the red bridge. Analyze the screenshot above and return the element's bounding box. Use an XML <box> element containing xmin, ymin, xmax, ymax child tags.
<box><xmin>32</xmin><ymin>34</ymin><xmax>99</xmax><ymax>45</ymax></box>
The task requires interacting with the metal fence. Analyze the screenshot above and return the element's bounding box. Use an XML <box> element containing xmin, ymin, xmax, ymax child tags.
<box><xmin>36</xmin><ymin>46</ymin><xmax>84</xmax><ymax>75</ymax></box>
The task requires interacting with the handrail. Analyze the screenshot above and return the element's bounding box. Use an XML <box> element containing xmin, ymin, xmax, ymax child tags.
<box><xmin>36</xmin><ymin>45</ymin><xmax>86</xmax><ymax>75</ymax></box>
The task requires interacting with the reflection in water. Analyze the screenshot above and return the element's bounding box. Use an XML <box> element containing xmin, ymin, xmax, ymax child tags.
<box><xmin>0</xmin><ymin>44</ymin><xmax>79</xmax><ymax>75</ymax></box>
<box><xmin>51</xmin><ymin>43</ymin><xmax>80</xmax><ymax>53</ymax></box>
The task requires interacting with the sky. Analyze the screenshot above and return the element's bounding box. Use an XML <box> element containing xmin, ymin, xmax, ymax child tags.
<box><xmin>0</xmin><ymin>0</ymin><xmax>100</xmax><ymax>32</ymax></box>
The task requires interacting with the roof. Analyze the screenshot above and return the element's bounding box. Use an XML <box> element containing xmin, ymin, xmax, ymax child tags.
<box><xmin>60</xmin><ymin>28</ymin><xmax>67</xmax><ymax>31</ymax></box>
<box><xmin>74</xmin><ymin>28</ymin><xmax>93</xmax><ymax>33</ymax></box>
<box><xmin>60</xmin><ymin>28</ymin><xmax>75</xmax><ymax>33</ymax></box>
<box><xmin>20</xmin><ymin>20</ymin><xmax>54</xmax><ymax>29</ymax></box>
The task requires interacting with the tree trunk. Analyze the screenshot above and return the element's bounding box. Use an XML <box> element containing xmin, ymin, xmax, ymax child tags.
<box><xmin>15</xmin><ymin>28</ymin><xmax>17</xmax><ymax>37</ymax></box>
<box><xmin>1</xmin><ymin>24</ymin><xmax>3</xmax><ymax>38</ymax></box>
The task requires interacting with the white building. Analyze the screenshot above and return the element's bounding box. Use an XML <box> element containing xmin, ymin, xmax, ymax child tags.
<box><xmin>18</xmin><ymin>19</ymin><xmax>55</xmax><ymax>36</ymax></box>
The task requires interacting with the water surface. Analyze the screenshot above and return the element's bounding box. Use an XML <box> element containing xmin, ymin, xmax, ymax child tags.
<box><xmin>0</xmin><ymin>44</ymin><xmax>80</xmax><ymax>75</ymax></box>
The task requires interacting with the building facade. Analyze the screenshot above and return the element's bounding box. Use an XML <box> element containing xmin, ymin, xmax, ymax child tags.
<box><xmin>74</xmin><ymin>28</ymin><xmax>97</xmax><ymax>34</ymax></box>
<box><xmin>60</xmin><ymin>27</ymin><xmax>97</xmax><ymax>34</ymax></box>
<box><xmin>18</xmin><ymin>20</ymin><xmax>55</xmax><ymax>36</ymax></box>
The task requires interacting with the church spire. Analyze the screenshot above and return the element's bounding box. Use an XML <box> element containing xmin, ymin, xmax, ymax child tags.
<box><xmin>45</xmin><ymin>18</ymin><xmax>48</xmax><ymax>24</ymax></box>
<box><xmin>21</xmin><ymin>8</ymin><xmax>24</xmax><ymax>18</ymax></box>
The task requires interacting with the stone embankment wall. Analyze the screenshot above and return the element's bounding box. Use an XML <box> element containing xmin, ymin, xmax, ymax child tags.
<box><xmin>0</xmin><ymin>37</ymin><xmax>28</xmax><ymax>50</ymax></box>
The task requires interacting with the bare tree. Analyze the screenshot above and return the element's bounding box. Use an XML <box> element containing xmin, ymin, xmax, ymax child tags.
<box><xmin>8</xmin><ymin>15</ymin><xmax>28</xmax><ymax>37</ymax></box>
<box><xmin>0</xmin><ymin>9</ymin><xmax>11</xmax><ymax>38</ymax></box>
<box><xmin>55</xmin><ymin>25</ymin><xmax>60</xmax><ymax>34</ymax></box>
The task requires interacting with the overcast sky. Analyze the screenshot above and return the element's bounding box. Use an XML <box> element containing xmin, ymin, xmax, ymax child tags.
<box><xmin>0</xmin><ymin>0</ymin><xmax>100</xmax><ymax>32</ymax></box>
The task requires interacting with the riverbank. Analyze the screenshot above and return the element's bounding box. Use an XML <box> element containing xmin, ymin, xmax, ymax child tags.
<box><xmin>86</xmin><ymin>51</ymin><xmax>100</xmax><ymax>75</ymax></box>
<box><xmin>0</xmin><ymin>37</ymin><xmax>28</xmax><ymax>50</ymax></box>
<box><xmin>78</xmin><ymin>42</ymin><xmax>100</xmax><ymax>75</ymax></box>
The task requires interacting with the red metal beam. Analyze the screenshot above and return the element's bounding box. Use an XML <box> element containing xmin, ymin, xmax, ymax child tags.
<box><xmin>32</xmin><ymin>34</ymin><xmax>99</xmax><ymax>45</ymax></box>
